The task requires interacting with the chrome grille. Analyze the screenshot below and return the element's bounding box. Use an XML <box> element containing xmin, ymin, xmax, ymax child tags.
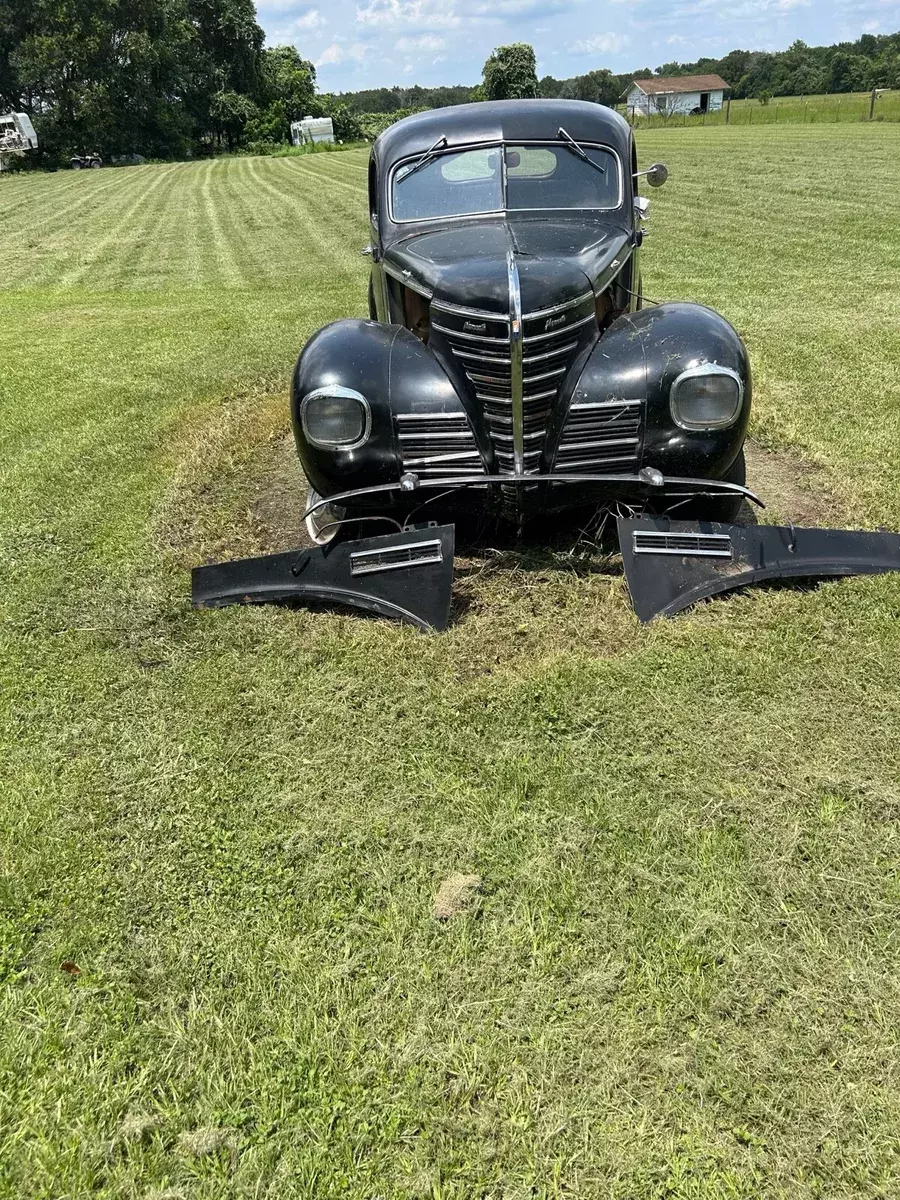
<box><xmin>433</xmin><ymin>292</ymin><xmax>595</xmax><ymax>475</ymax></box>
<box><xmin>556</xmin><ymin>399</ymin><xmax>644</xmax><ymax>473</ymax></box>
<box><xmin>396</xmin><ymin>411</ymin><xmax>481</xmax><ymax>479</ymax></box>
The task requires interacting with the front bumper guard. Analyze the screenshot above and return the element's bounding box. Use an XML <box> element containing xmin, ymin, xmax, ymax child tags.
<box><xmin>300</xmin><ymin>469</ymin><xmax>765</xmax><ymax>523</ymax></box>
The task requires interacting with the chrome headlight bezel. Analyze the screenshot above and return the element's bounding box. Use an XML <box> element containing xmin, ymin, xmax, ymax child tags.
<box><xmin>669</xmin><ymin>363</ymin><xmax>744</xmax><ymax>432</ymax></box>
<box><xmin>300</xmin><ymin>386</ymin><xmax>372</xmax><ymax>451</ymax></box>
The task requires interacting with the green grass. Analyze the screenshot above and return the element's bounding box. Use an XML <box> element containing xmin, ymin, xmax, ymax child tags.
<box><xmin>624</xmin><ymin>88</ymin><xmax>900</xmax><ymax>127</ymax></box>
<box><xmin>2</xmin><ymin>125</ymin><xmax>900</xmax><ymax>1198</ymax></box>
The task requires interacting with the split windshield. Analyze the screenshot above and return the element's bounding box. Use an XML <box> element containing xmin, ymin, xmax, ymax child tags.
<box><xmin>391</xmin><ymin>143</ymin><xmax>619</xmax><ymax>223</ymax></box>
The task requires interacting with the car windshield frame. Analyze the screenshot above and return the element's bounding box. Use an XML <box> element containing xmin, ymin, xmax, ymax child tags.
<box><xmin>387</xmin><ymin>139</ymin><xmax>624</xmax><ymax>226</ymax></box>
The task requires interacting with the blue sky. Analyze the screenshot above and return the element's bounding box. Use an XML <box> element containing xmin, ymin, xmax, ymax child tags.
<box><xmin>256</xmin><ymin>0</ymin><xmax>900</xmax><ymax>92</ymax></box>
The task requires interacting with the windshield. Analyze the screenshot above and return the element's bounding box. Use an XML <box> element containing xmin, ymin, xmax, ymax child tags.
<box><xmin>391</xmin><ymin>143</ymin><xmax>620</xmax><ymax>223</ymax></box>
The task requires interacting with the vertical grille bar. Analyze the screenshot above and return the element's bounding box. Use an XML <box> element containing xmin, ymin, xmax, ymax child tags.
<box><xmin>506</xmin><ymin>249</ymin><xmax>525</xmax><ymax>476</ymax></box>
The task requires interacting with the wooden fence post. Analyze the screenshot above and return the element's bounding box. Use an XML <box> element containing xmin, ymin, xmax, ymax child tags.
<box><xmin>870</xmin><ymin>88</ymin><xmax>877</xmax><ymax>120</ymax></box>
<box><xmin>725</xmin><ymin>97</ymin><xmax>731</xmax><ymax>125</ymax></box>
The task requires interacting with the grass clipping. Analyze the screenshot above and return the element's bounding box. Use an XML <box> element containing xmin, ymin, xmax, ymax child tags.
<box><xmin>433</xmin><ymin>873</ymin><xmax>482</xmax><ymax>920</ymax></box>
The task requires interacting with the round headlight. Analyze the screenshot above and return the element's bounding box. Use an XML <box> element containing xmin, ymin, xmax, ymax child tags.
<box><xmin>670</xmin><ymin>364</ymin><xmax>744</xmax><ymax>431</ymax></box>
<box><xmin>301</xmin><ymin>387</ymin><xmax>371</xmax><ymax>450</ymax></box>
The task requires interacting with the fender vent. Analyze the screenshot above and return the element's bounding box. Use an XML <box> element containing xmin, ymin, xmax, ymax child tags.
<box><xmin>633</xmin><ymin>530</ymin><xmax>733</xmax><ymax>558</ymax></box>
<box><xmin>396</xmin><ymin>412</ymin><xmax>482</xmax><ymax>478</ymax></box>
<box><xmin>350</xmin><ymin>539</ymin><xmax>444</xmax><ymax>576</ymax></box>
<box><xmin>557</xmin><ymin>400</ymin><xmax>644</xmax><ymax>472</ymax></box>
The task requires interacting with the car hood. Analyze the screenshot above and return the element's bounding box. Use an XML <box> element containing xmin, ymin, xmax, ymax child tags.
<box><xmin>383</xmin><ymin>217</ymin><xmax>633</xmax><ymax>315</ymax></box>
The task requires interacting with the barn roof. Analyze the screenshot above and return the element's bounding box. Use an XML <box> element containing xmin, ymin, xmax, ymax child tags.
<box><xmin>630</xmin><ymin>75</ymin><xmax>730</xmax><ymax>95</ymax></box>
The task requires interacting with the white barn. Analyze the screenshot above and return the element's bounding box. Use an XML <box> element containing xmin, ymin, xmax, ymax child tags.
<box><xmin>624</xmin><ymin>75</ymin><xmax>730</xmax><ymax>117</ymax></box>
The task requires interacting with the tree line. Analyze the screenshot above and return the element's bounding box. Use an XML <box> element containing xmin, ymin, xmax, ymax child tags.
<box><xmin>340</xmin><ymin>32</ymin><xmax>900</xmax><ymax>114</ymax></box>
<box><xmin>2</xmin><ymin>3</ymin><xmax>899</xmax><ymax>166</ymax></box>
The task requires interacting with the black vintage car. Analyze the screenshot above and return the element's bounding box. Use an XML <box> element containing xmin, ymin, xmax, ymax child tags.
<box><xmin>195</xmin><ymin>100</ymin><xmax>900</xmax><ymax>627</ymax></box>
<box><xmin>291</xmin><ymin>99</ymin><xmax>752</xmax><ymax>543</ymax></box>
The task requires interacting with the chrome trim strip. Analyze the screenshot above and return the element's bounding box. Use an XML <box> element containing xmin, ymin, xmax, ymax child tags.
<box><xmin>396</xmin><ymin>412</ymin><xmax>470</xmax><ymax>422</ymax></box>
<box><xmin>452</xmin><ymin>348</ymin><xmax>512</xmax><ymax>365</ymax></box>
<box><xmin>632</xmin><ymin>531</ymin><xmax>733</xmax><ymax>559</ymax></box>
<box><xmin>523</xmin><ymin>342</ymin><xmax>577</xmax><ymax>365</ymax></box>
<box><xmin>432</xmin><ymin>321</ymin><xmax>510</xmax><ymax>345</ymax></box>
<box><xmin>431</xmin><ymin>299</ymin><xmax>510</xmax><ymax>322</ymax></box>
<box><xmin>524</xmin><ymin>366</ymin><xmax>566</xmax><ymax>384</ymax></box>
<box><xmin>569</xmin><ymin>399</ymin><xmax>643</xmax><ymax>411</ymax></box>
<box><xmin>382</xmin><ymin>260</ymin><xmax>433</xmax><ymax>298</ymax></box>
<box><xmin>523</xmin><ymin>313</ymin><xmax>596</xmax><ymax>343</ymax></box>
<box><xmin>350</xmin><ymin>539</ymin><xmax>444</xmax><ymax>576</ymax></box>
<box><xmin>300</xmin><ymin>386</ymin><xmax>372</xmax><ymax>451</ymax></box>
<box><xmin>507</xmin><ymin>248</ymin><xmax>525</xmax><ymax>476</ymax></box>
<box><xmin>559</xmin><ymin>436</ymin><xmax>640</xmax><ymax>450</ymax></box>
<box><xmin>399</xmin><ymin>431</ymin><xmax>476</xmax><ymax>442</ymax></box>
<box><xmin>523</xmin><ymin>291</ymin><xmax>594</xmax><ymax>321</ymax></box>
<box><xmin>403</xmin><ymin>451</ymin><xmax>481</xmax><ymax>465</ymax></box>
<box><xmin>491</xmin><ymin>429</ymin><xmax>546</xmax><ymax>444</ymax></box>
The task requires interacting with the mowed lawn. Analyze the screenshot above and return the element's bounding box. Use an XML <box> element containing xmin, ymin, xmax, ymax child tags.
<box><xmin>2</xmin><ymin>126</ymin><xmax>900</xmax><ymax>1198</ymax></box>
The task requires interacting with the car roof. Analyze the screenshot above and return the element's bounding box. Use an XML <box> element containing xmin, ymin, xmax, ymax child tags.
<box><xmin>373</xmin><ymin>99</ymin><xmax>632</xmax><ymax>169</ymax></box>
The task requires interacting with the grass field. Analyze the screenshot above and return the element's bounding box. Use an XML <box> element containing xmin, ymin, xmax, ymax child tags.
<box><xmin>2</xmin><ymin>124</ymin><xmax>900</xmax><ymax>1198</ymax></box>
<box><xmin>624</xmin><ymin>88</ymin><xmax>900</xmax><ymax>126</ymax></box>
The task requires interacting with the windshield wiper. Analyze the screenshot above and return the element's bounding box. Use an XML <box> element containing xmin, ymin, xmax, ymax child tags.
<box><xmin>557</xmin><ymin>126</ymin><xmax>606</xmax><ymax>175</ymax></box>
<box><xmin>397</xmin><ymin>135</ymin><xmax>448</xmax><ymax>184</ymax></box>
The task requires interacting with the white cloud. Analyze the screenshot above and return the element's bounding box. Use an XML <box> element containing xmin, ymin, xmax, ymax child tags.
<box><xmin>395</xmin><ymin>33</ymin><xmax>446</xmax><ymax>50</ymax></box>
<box><xmin>355</xmin><ymin>0</ymin><xmax>461</xmax><ymax>27</ymax></box>
<box><xmin>316</xmin><ymin>41</ymin><xmax>343</xmax><ymax>64</ymax></box>
<box><xmin>294</xmin><ymin>6</ymin><xmax>325</xmax><ymax>26</ymax></box>
<box><xmin>315</xmin><ymin>40</ymin><xmax>369</xmax><ymax>65</ymax></box>
<box><xmin>568</xmin><ymin>33</ymin><xmax>629</xmax><ymax>54</ymax></box>
<box><xmin>667</xmin><ymin>33</ymin><xmax>686</xmax><ymax>44</ymax></box>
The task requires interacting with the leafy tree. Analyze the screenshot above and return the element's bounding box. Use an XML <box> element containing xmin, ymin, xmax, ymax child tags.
<box><xmin>261</xmin><ymin>45</ymin><xmax>316</xmax><ymax>121</ymax></box>
<box><xmin>570</xmin><ymin>69</ymin><xmax>619</xmax><ymax>107</ymax></box>
<box><xmin>210</xmin><ymin>90</ymin><xmax>258</xmax><ymax>149</ymax></box>
<box><xmin>482</xmin><ymin>43</ymin><xmax>538</xmax><ymax>101</ymax></box>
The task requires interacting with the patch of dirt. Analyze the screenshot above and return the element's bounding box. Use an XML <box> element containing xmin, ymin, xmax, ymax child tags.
<box><xmin>154</xmin><ymin>392</ymin><xmax>307</xmax><ymax>568</ymax></box>
<box><xmin>433</xmin><ymin>872</ymin><xmax>482</xmax><ymax>920</ymax></box>
<box><xmin>744</xmin><ymin>439</ymin><xmax>850</xmax><ymax>528</ymax></box>
<box><xmin>251</xmin><ymin>433</ymin><xmax>310</xmax><ymax>551</ymax></box>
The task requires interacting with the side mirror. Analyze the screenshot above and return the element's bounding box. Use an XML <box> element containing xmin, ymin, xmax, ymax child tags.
<box><xmin>646</xmin><ymin>162</ymin><xmax>668</xmax><ymax>188</ymax></box>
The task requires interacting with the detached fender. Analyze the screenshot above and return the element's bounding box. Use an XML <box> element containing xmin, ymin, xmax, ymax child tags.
<box><xmin>291</xmin><ymin>320</ymin><xmax>472</xmax><ymax>498</ymax></box>
<box><xmin>619</xmin><ymin>517</ymin><xmax>900</xmax><ymax>622</ymax></box>
<box><xmin>553</xmin><ymin>302</ymin><xmax>751</xmax><ymax>479</ymax></box>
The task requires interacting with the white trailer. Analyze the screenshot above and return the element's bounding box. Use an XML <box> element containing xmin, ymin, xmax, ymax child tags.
<box><xmin>0</xmin><ymin>112</ymin><xmax>38</xmax><ymax>171</ymax></box>
<box><xmin>290</xmin><ymin>116</ymin><xmax>335</xmax><ymax>146</ymax></box>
